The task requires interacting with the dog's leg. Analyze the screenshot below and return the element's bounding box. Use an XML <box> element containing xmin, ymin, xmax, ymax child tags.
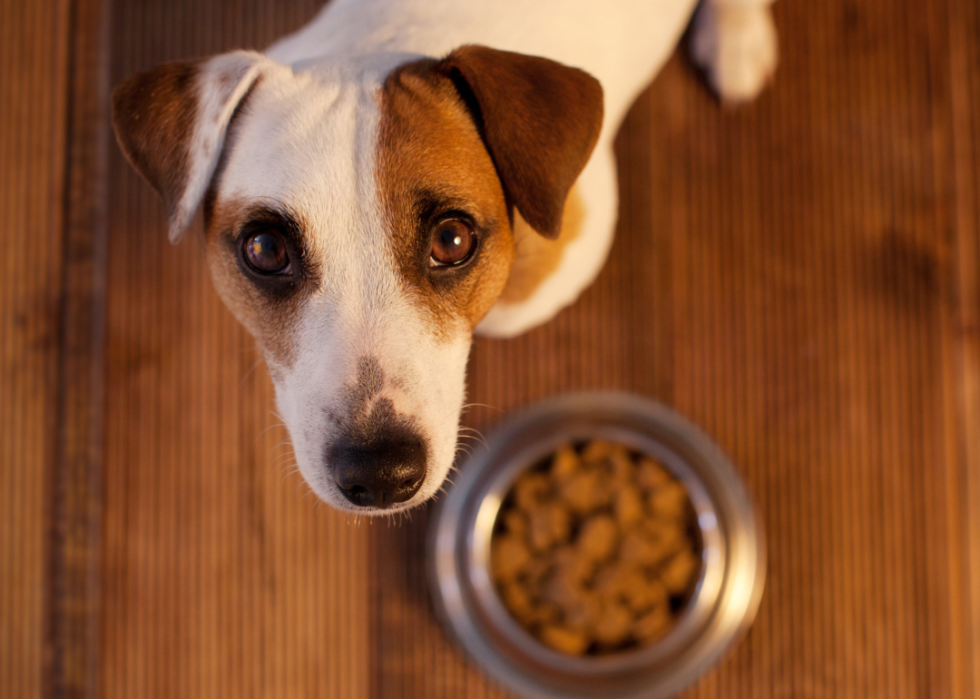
<box><xmin>691</xmin><ymin>0</ymin><xmax>778</xmax><ymax>103</ymax></box>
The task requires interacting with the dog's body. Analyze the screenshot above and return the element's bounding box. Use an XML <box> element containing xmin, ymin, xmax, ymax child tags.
<box><xmin>112</xmin><ymin>0</ymin><xmax>777</xmax><ymax>514</ymax></box>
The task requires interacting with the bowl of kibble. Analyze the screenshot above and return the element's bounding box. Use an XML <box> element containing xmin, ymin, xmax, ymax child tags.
<box><xmin>429</xmin><ymin>392</ymin><xmax>765</xmax><ymax>699</ymax></box>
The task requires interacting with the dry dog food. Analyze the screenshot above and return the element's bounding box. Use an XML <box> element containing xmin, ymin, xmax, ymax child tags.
<box><xmin>490</xmin><ymin>440</ymin><xmax>701</xmax><ymax>656</ymax></box>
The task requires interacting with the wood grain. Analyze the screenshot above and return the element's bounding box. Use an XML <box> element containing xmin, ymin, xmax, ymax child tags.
<box><xmin>947</xmin><ymin>0</ymin><xmax>980</xmax><ymax>695</ymax></box>
<box><xmin>0</xmin><ymin>1</ymin><xmax>70</xmax><ymax>698</ymax></box>
<box><xmin>1</xmin><ymin>0</ymin><xmax>977</xmax><ymax>697</ymax></box>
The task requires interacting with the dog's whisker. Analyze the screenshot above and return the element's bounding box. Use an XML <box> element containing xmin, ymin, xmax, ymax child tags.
<box><xmin>455</xmin><ymin>434</ymin><xmax>487</xmax><ymax>454</ymax></box>
<box><xmin>272</xmin><ymin>454</ymin><xmax>297</xmax><ymax>471</ymax></box>
<box><xmin>271</xmin><ymin>458</ymin><xmax>297</xmax><ymax>474</ymax></box>
<box><xmin>254</xmin><ymin>421</ymin><xmax>288</xmax><ymax>445</ymax></box>
<box><xmin>266</xmin><ymin>438</ymin><xmax>295</xmax><ymax>456</ymax></box>
<box><xmin>276</xmin><ymin>462</ymin><xmax>299</xmax><ymax>478</ymax></box>
<box><xmin>271</xmin><ymin>453</ymin><xmax>298</xmax><ymax>471</ymax></box>
<box><xmin>457</xmin><ymin>428</ymin><xmax>488</xmax><ymax>450</ymax></box>
<box><xmin>271</xmin><ymin>457</ymin><xmax>297</xmax><ymax>474</ymax></box>
<box><xmin>270</xmin><ymin>443</ymin><xmax>296</xmax><ymax>459</ymax></box>
<box><xmin>267</xmin><ymin>438</ymin><xmax>294</xmax><ymax>452</ymax></box>
<box><xmin>270</xmin><ymin>447</ymin><xmax>297</xmax><ymax>464</ymax></box>
<box><xmin>459</xmin><ymin>402</ymin><xmax>502</xmax><ymax>413</ymax></box>
<box><xmin>297</xmin><ymin>481</ymin><xmax>317</xmax><ymax>503</ymax></box>
<box><xmin>240</xmin><ymin>358</ymin><xmax>265</xmax><ymax>387</ymax></box>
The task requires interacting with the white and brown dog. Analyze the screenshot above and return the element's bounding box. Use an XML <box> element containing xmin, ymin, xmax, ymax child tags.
<box><xmin>112</xmin><ymin>0</ymin><xmax>777</xmax><ymax>514</ymax></box>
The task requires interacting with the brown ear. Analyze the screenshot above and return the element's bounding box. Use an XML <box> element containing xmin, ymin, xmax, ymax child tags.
<box><xmin>435</xmin><ymin>45</ymin><xmax>603</xmax><ymax>239</ymax></box>
<box><xmin>112</xmin><ymin>51</ymin><xmax>265</xmax><ymax>242</ymax></box>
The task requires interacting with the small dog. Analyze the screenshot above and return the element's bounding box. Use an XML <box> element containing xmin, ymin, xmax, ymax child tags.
<box><xmin>112</xmin><ymin>0</ymin><xmax>777</xmax><ymax>514</ymax></box>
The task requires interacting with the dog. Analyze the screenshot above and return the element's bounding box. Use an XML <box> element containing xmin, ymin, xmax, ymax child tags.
<box><xmin>111</xmin><ymin>0</ymin><xmax>777</xmax><ymax>514</ymax></box>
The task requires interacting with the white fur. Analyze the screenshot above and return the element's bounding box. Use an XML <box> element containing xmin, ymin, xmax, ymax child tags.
<box><xmin>692</xmin><ymin>0</ymin><xmax>779</xmax><ymax>103</ymax></box>
<box><xmin>189</xmin><ymin>0</ymin><xmax>777</xmax><ymax>513</ymax></box>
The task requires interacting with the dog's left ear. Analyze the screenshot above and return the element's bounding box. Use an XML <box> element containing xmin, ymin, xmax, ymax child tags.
<box><xmin>437</xmin><ymin>46</ymin><xmax>603</xmax><ymax>239</ymax></box>
<box><xmin>112</xmin><ymin>51</ymin><xmax>267</xmax><ymax>243</ymax></box>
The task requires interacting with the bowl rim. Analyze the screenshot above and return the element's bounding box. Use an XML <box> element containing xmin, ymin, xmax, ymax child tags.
<box><xmin>428</xmin><ymin>391</ymin><xmax>766</xmax><ymax>699</ymax></box>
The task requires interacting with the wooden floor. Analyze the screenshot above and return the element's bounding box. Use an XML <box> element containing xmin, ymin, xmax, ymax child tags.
<box><xmin>2</xmin><ymin>0</ymin><xmax>978</xmax><ymax>697</ymax></box>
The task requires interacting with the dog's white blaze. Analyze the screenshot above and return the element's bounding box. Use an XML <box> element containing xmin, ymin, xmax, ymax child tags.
<box><xmin>216</xmin><ymin>57</ymin><xmax>471</xmax><ymax>513</ymax></box>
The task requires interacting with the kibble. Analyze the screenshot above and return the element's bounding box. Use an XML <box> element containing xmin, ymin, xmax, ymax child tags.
<box><xmin>540</xmin><ymin>625</ymin><xmax>590</xmax><ymax>655</ymax></box>
<box><xmin>577</xmin><ymin>515</ymin><xmax>618</xmax><ymax>562</ymax></box>
<box><xmin>490</xmin><ymin>440</ymin><xmax>702</xmax><ymax>656</ymax></box>
<box><xmin>490</xmin><ymin>535</ymin><xmax>531</xmax><ymax>582</ymax></box>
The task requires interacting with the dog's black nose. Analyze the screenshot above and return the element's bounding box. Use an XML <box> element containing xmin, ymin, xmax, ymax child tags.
<box><xmin>331</xmin><ymin>437</ymin><xmax>427</xmax><ymax>508</ymax></box>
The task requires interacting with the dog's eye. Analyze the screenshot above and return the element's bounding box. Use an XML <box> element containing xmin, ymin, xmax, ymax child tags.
<box><xmin>244</xmin><ymin>230</ymin><xmax>290</xmax><ymax>274</ymax></box>
<box><xmin>430</xmin><ymin>220</ymin><xmax>476</xmax><ymax>267</ymax></box>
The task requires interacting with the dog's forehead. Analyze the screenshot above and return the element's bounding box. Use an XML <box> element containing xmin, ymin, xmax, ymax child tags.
<box><xmin>218</xmin><ymin>59</ymin><xmax>395</xmax><ymax>211</ymax></box>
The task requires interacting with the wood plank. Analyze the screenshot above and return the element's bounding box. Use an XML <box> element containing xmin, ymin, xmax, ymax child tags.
<box><xmin>0</xmin><ymin>1</ymin><xmax>70</xmax><ymax>697</ymax></box>
<box><xmin>946</xmin><ymin>0</ymin><xmax>980</xmax><ymax>694</ymax></box>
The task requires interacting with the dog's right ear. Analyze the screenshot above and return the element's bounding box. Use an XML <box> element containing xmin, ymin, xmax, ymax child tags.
<box><xmin>112</xmin><ymin>51</ymin><xmax>266</xmax><ymax>243</ymax></box>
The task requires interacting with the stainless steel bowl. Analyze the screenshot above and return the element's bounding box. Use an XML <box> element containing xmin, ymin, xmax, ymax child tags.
<box><xmin>428</xmin><ymin>392</ymin><xmax>765</xmax><ymax>699</ymax></box>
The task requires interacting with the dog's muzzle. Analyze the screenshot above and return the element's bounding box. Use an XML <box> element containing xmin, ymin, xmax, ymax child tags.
<box><xmin>330</xmin><ymin>434</ymin><xmax>426</xmax><ymax>508</ymax></box>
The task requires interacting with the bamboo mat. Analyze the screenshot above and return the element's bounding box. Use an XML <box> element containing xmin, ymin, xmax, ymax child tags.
<box><xmin>2</xmin><ymin>0</ymin><xmax>978</xmax><ymax>697</ymax></box>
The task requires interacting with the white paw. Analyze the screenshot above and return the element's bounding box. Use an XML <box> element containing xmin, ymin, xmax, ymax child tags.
<box><xmin>691</xmin><ymin>2</ymin><xmax>779</xmax><ymax>103</ymax></box>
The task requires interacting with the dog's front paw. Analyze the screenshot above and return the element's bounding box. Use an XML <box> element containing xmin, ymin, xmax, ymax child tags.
<box><xmin>691</xmin><ymin>2</ymin><xmax>778</xmax><ymax>104</ymax></box>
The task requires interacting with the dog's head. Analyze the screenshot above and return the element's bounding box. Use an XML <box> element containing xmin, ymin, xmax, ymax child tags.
<box><xmin>112</xmin><ymin>47</ymin><xmax>602</xmax><ymax>513</ymax></box>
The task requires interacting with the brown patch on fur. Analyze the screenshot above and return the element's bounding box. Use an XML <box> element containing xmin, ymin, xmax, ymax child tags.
<box><xmin>378</xmin><ymin>49</ymin><xmax>603</xmax><ymax>337</ymax></box>
<box><xmin>435</xmin><ymin>46</ymin><xmax>603</xmax><ymax>238</ymax></box>
<box><xmin>499</xmin><ymin>186</ymin><xmax>586</xmax><ymax>304</ymax></box>
<box><xmin>112</xmin><ymin>61</ymin><xmax>199</xmax><ymax>219</ymax></box>
<box><xmin>204</xmin><ymin>197</ymin><xmax>319</xmax><ymax>374</ymax></box>
<box><xmin>378</xmin><ymin>60</ymin><xmax>515</xmax><ymax>337</ymax></box>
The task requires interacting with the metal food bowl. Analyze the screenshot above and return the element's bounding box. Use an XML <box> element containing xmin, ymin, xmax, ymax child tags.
<box><xmin>428</xmin><ymin>392</ymin><xmax>765</xmax><ymax>699</ymax></box>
